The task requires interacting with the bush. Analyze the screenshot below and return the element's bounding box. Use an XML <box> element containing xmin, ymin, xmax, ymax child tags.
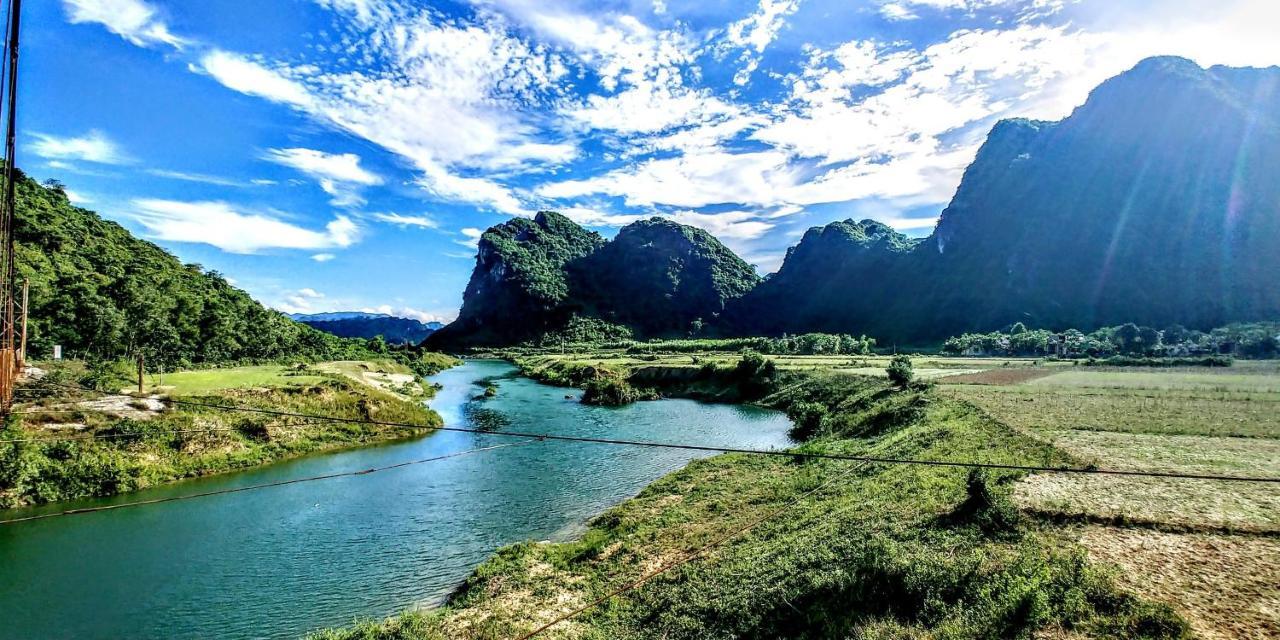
<box><xmin>785</xmin><ymin>401</ymin><xmax>828</xmax><ymax>440</ymax></box>
<box><xmin>582</xmin><ymin>378</ymin><xmax>647</xmax><ymax>406</ymax></box>
<box><xmin>886</xmin><ymin>355</ymin><xmax>914</xmax><ymax>387</ymax></box>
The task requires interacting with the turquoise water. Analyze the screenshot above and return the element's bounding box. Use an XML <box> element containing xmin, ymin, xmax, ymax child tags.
<box><xmin>0</xmin><ymin>360</ymin><xmax>792</xmax><ymax>639</ymax></box>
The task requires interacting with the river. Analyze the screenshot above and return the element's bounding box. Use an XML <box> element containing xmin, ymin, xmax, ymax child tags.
<box><xmin>0</xmin><ymin>360</ymin><xmax>792</xmax><ymax>639</ymax></box>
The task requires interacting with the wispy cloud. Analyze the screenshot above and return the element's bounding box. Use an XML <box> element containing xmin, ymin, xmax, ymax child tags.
<box><xmin>126</xmin><ymin>199</ymin><xmax>361</xmax><ymax>254</ymax></box>
<box><xmin>146</xmin><ymin>169</ymin><xmax>244</xmax><ymax>187</ymax></box>
<box><xmin>31</xmin><ymin>130</ymin><xmax>129</xmax><ymax>164</ymax></box>
<box><xmin>372</xmin><ymin>212</ymin><xmax>438</xmax><ymax>229</ymax></box>
<box><xmin>61</xmin><ymin>0</ymin><xmax>186</xmax><ymax>48</ymax></box>
<box><xmin>263</xmin><ymin>148</ymin><xmax>382</xmax><ymax>207</ymax></box>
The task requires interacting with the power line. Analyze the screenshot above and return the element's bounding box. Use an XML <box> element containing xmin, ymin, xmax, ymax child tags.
<box><xmin>12</xmin><ymin>380</ymin><xmax>1280</xmax><ymax>484</ymax></box>
<box><xmin>516</xmin><ymin>459</ymin><xmax>872</xmax><ymax>639</ymax></box>
<box><xmin>0</xmin><ymin>439</ymin><xmax>537</xmax><ymax>526</ymax></box>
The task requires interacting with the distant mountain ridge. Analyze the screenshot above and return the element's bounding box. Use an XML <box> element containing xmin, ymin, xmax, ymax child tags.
<box><xmin>293</xmin><ymin>312</ymin><xmax>443</xmax><ymax>344</ymax></box>
<box><xmin>431</xmin><ymin>56</ymin><xmax>1280</xmax><ymax>348</ymax></box>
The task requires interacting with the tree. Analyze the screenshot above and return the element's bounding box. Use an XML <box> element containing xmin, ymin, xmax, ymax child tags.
<box><xmin>887</xmin><ymin>355</ymin><xmax>914</xmax><ymax>387</ymax></box>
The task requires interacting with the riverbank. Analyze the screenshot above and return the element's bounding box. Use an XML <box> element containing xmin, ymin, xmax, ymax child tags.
<box><xmin>311</xmin><ymin>357</ymin><xmax>1198</xmax><ymax>639</ymax></box>
<box><xmin>0</xmin><ymin>359</ymin><xmax>452</xmax><ymax>508</ymax></box>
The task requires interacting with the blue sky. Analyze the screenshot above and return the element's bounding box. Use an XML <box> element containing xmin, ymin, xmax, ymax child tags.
<box><xmin>23</xmin><ymin>0</ymin><xmax>1280</xmax><ymax>321</ymax></box>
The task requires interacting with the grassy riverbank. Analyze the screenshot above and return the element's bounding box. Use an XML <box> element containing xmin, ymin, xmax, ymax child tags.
<box><xmin>307</xmin><ymin>351</ymin><xmax>1280</xmax><ymax>639</ymax></box>
<box><xmin>0</xmin><ymin>358</ymin><xmax>456</xmax><ymax>508</ymax></box>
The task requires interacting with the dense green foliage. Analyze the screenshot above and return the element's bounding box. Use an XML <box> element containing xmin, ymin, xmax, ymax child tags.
<box><xmin>296</xmin><ymin>314</ymin><xmax>441</xmax><ymax>345</ymax></box>
<box><xmin>567</xmin><ymin>217</ymin><xmax>761</xmax><ymax>336</ymax></box>
<box><xmin>428</xmin><ymin>214</ymin><xmax>761</xmax><ymax>349</ymax></box>
<box><xmin>14</xmin><ymin>172</ymin><xmax>374</xmax><ymax>366</ymax></box>
<box><xmin>428</xmin><ymin>212</ymin><xmax>606</xmax><ymax>348</ymax></box>
<box><xmin>623</xmin><ymin>333</ymin><xmax>876</xmax><ymax>355</ymax></box>
<box><xmin>942</xmin><ymin>321</ymin><xmax>1278</xmax><ymax>359</ymax></box>
<box><xmin>886</xmin><ymin>354</ymin><xmax>914</xmax><ymax>387</ymax></box>
<box><xmin>580</xmin><ymin>377</ymin><xmax>653</xmax><ymax>406</ymax></box>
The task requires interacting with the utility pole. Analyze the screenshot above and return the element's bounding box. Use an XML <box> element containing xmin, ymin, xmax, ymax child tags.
<box><xmin>16</xmin><ymin>277</ymin><xmax>26</xmax><ymax>370</ymax></box>
<box><xmin>0</xmin><ymin>0</ymin><xmax>22</xmax><ymax>412</ymax></box>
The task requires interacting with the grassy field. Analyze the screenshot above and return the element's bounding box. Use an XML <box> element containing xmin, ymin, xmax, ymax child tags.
<box><xmin>0</xmin><ymin>359</ymin><xmax>446</xmax><ymax>508</ymax></box>
<box><xmin>311</xmin><ymin>351</ymin><xmax>1280</xmax><ymax>639</ymax></box>
<box><xmin>141</xmin><ymin>364</ymin><xmax>328</xmax><ymax>395</ymax></box>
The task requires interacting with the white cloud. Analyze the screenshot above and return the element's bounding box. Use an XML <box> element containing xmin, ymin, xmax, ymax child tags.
<box><xmin>724</xmin><ymin>0</ymin><xmax>801</xmax><ymax>85</ymax></box>
<box><xmin>30</xmin><ymin>131</ymin><xmax>128</xmax><ymax>164</ymax></box>
<box><xmin>198</xmin><ymin>50</ymin><xmax>314</xmax><ymax>107</ymax></box>
<box><xmin>372</xmin><ymin>212</ymin><xmax>438</xmax><ymax>229</ymax></box>
<box><xmin>296</xmin><ymin>288</ymin><xmax>324</xmax><ymax>299</ymax></box>
<box><xmin>311</xmin><ymin>253</ymin><xmax>336</xmax><ymax>262</ymax></box>
<box><xmin>146</xmin><ymin>169</ymin><xmax>244</xmax><ymax>187</ymax></box>
<box><xmin>358</xmin><ymin>305</ymin><xmax>450</xmax><ymax>324</ymax></box>
<box><xmin>669</xmin><ymin>210</ymin><xmax>773</xmax><ymax>240</ymax></box>
<box><xmin>557</xmin><ymin>207</ymin><xmax>647</xmax><ymax>227</ymax></box>
<box><xmin>63</xmin><ymin>190</ymin><xmax>92</xmax><ymax>204</ymax></box>
<box><xmin>263</xmin><ymin>148</ymin><xmax>382</xmax><ymax>207</ymax></box>
<box><xmin>126</xmin><ymin>199</ymin><xmax>361</xmax><ymax>253</ymax></box>
<box><xmin>457</xmin><ymin>227</ymin><xmax>484</xmax><ymax>248</ymax></box>
<box><xmin>61</xmin><ymin>0</ymin><xmax>186</xmax><ymax>48</ymax></box>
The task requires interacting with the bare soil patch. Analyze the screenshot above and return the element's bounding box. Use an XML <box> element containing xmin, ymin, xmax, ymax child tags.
<box><xmin>1080</xmin><ymin>526</ymin><xmax>1280</xmax><ymax>640</ymax></box>
<box><xmin>937</xmin><ymin>367</ymin><xmax>1059</xmax><ymax>385</ymax></box>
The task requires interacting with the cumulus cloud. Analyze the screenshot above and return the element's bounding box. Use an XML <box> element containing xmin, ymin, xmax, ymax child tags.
<box><xmin>61</xmin><ymin>0</ymin><xmax>186</xmax><ymax>48</ymax></box>
<box><xmin>311</xmin><ymin>253</ymin><xmax>336</xmax><ymax>262</ymax></box>
<box><xmin>126</xmin><ymin>199</ymin><xmax>361</xmax><ymax>253</ymax></box>
<box><xmin>31</xmin><ymin>131</ymin><xmax>129</xmax><ymax>164</ymax></box>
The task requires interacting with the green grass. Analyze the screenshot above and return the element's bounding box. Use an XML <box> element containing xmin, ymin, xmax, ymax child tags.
<box><xmin>309</xmin><ymin>373</ymin><xmax>1190</xmax><ymax>640</ymax></box>
<box><xmin>1</xmin><ymin>361</ymin><xmax>448</xmax><ymax>508</ymax></box>
<box><xmin>142</xmin><ymin>364</ymin><xmax>327</xmax><ymax>395</ymax></box>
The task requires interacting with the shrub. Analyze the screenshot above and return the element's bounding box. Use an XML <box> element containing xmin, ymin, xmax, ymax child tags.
<box><xmin>582</xmin><ymin>378</ymin><xmax>645</xmax><ymax>406</ymax></box>
<box><xmin>785</xmin><ymin>401</ymin><xmax>828</xmax><ymax>440</ymax></box>
<box><xmin>886</xmin><ymin>355</ymin><xmax>914</xmax><ymax>387</ymax></box>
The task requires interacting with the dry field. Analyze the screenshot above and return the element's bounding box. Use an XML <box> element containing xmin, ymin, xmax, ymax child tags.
<box><xmin>940</xmin><ymin>364</ymin><xmax>1280</xmax><ymax>636</ymax></box>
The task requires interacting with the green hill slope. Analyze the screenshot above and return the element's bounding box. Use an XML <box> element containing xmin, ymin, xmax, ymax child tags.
<box><xmin>13</xmin><ymin>170</ymin><xmax>368</xmax><ymax>365</ymax></box>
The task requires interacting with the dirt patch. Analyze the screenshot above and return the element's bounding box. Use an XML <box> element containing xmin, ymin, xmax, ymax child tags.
<box><xmin>1080</xmin><ymin>526</ymin><xmax>1280</xmax><ymax>640</ymax></box>
<box><xmin>937</xmin><ymin>368</ymin><xmax>1060</xmax><ymax>385</ymax></box>
<box><xmin>74</xmin><ymin>394</ymin><xmax>165</xmax><ymax>419</ymax></box>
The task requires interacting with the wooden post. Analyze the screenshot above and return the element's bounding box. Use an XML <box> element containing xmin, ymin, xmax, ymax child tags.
<box><xmin>137</xmin><ymin>353</ymin><xmax>144</xmax><ymax>395</ymax></box>
<box><xmin>16</xmin><ymin>278</ymin><xmax>26</xmax><ymax>370</ymax></box>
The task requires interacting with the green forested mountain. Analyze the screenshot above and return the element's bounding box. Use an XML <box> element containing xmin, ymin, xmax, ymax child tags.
<box><xmin>13</xmin><ymin>170</ymin><xmax>370</xmax><ymax>365</ymax></box>
<box><xmin>427</xmin><ymin>213</ymin><xmax>760</xmax><ymax>348</ymax></box>
<box><xmin>568</xmin><ymin>217</ymin><xmax>760</xmax><ymax>336</ymax></box>
<box><xmin>433</xmin><ymin>57</ymin><xmax>1280</xmax><ymax>348</ymax></box>
<box><xmin>427</xmin><ymin>211</ymin><xmax>606</xmax><ymax>347</ymax></box>
<box><xmin>731</xmin><ymin>56</ymin><xmax>1280</xmax><ymax>342</ymax></box>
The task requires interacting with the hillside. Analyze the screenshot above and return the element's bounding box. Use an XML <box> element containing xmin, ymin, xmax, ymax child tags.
<box><xmin>428</xmin><ymin>214</ymin><xmax>760</xmax><ymax>348</ymax></box>
<box><xmin>294</xmin><ymin>313</ymin><xmax>443</xmax><ymax>344</ymax></box>
<box><xmin>13</xmin><ymin>171</ymin><xmax>369</xmax><ymax>365</ymax></box>
<box><xmin>734</xmin><ymin>56</ymin><xmax>1280</xmax><ymax>342</ymax></box>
